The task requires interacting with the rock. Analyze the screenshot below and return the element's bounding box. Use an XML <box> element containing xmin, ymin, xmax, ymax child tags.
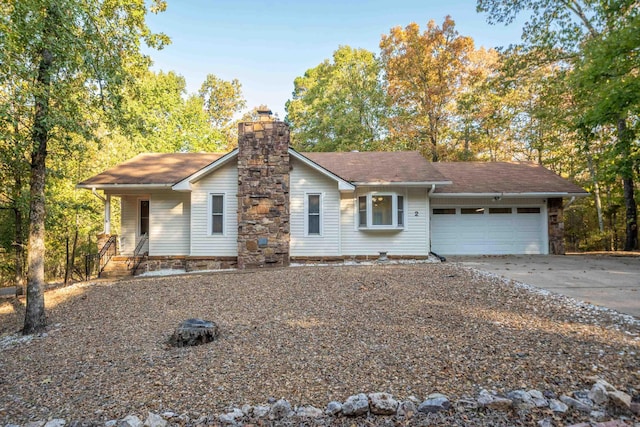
<box><xmin>537</xmin><ymin>418</ymin><xmax>553</xmax><ymax>427</ymax></box>
<box><xmin>418</xmin><ymin>395</ymin><xmax>451</xmax><ymax>413</ymax></box>
<box><xmin>44</xmin><ymin>421</ymin><xmax>66</xmax><ymax>427</ymax></box>
<box><xmin>407</xmin><ymin>395</ymin><xmax>422</xmax><ymax>405</ymax></box>
<box><xmin>549</xmin><ymin>399</ymin><xmax>568</xmax><ymax>413</ymax></box>
<box><xmin>528</xmin><ymin>390</ymin><xmax>549</xmax><ymax>407</ymax></box>
<box><xmin>342</xmin><ymin>393</ymin><xmax>369</xmax><ymax>416</ymax></box>
<box><xmin>589</xmin><ymin>410</ymin><xmax>606</xmax><ymax>420</ymax></box>
<box><xmin>240</xmin><ymin>405</ymin><xmax>252</xmax><ymax>416</ymax></box>
<box><xmin>396</xmin><ymin>400</ymin><xmax>417</xmax><ymax>417</ymax></box>
<box><xmin>486</xmin><ymin>396</ymin><xmax>513</xmax><ymax>411</ymax></box>
<box><xmin>160</xmin><ymin>412</ymin><xmax>177</xmax><ymax>419</ymax></box>
<box><xmin>144</xmin><ymin>413</ymin><xmax>166</xmax><ymax>427</ymax></box>
<box><xmin>507</xmin><ymin>390</ymin><xmax>535</xmax><ymax>409</ymax></box>
<box><xmin>325</xmin><ymin>401</ymin><xmax>342</xmax><ymax>416</ymax></box>
<box><xmin>168</xmin><ymin>318</ymin><xmax>218</xmax><ymax>347</ymax></box>
<box><xmin>218</xmin><ymin>408</ymin><xmax>243</xmax><ymax>425</ymax></box>
<box><xmin>588</xmin><ymin>378</ymin><xmax>617</xmax><ymax>392</ymax></box>
<box><xmin>455</xmin><ymin>398</ymin><xmax>479</xmax><ymax>410</ymax></box>
<box><xmin>560</xmin><ymin>395</ymin><xmax>592</xmax><ymax>412</ymax></box>
<box><xmin>477</xmin><ymin>391</ymin><xmax>512</xmax><ymax>411</ymax></box>
<box><xmin>25</xmin><ymin>423</ymin><xmax>45</xmax><ymax>427</ymax></box>
<box><xmin>368</xmin><ymin>392</ymin><xmax>398</xmax><ymax>415</ymax></box>
<box><xmin>105</xmin><ymin>421</ymin><xmax>117</xmax><ymax>427</ymax></box>
<box><xmin>253</xmin><ymin>405</ymin><xmax>270</xmax><ymax>418</ymax></box>
<box><xmin>589</xmin><ymin>382</ymin><xmax>610</xmax><ymax>405</ymax></box>
<box><xmin>269</xmin><ymin>399</ymin><xmax>292</xmax><ymax>419</ymax></box>
<box><xmin>118</xmin><ymin>416</ymin><xmax>143</xmax><ymax>427</ymax></box>
<box><xmin>630</xmin><ymin>401</ymin><xmax>640</xmax><ymax>416</ymax></box>
<box><xmin>607</xmin><ymin>390</ymin><xmax>631</xmax><ymax>410</ymax></box>
<box><xmin>295</xmin><ymin>406</ymin><xmax>323</xmax><ymax>418</ymax></box>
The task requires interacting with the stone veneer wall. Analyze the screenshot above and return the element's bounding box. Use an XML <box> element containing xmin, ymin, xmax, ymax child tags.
<box><xmin>547</xmin><ymin>197</ymin><xmax>565</xmax><ymax>255</ymax></box>
<box><xmin>236</xmin><ymin>121</ymin><xmax>290</xmax><ymax>269</ymax></box>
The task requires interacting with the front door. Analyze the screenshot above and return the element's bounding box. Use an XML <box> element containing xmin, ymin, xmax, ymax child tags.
<box><xmin>138</xmin><ymin>199</ymin><xmax>150</xmax><ymax>254</ymax></box>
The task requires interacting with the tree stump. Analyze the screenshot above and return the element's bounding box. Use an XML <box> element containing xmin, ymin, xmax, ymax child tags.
<box><xmin>168</xmin><ymin>318</ymin><xmax>219</xmax><ymax>347</ymax></box>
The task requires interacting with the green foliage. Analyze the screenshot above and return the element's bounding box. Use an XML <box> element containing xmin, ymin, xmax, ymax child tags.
<box><xmin>286</xmin><ymin>46</ymin><xmax>388</xmax><ymax>152</ymax></box>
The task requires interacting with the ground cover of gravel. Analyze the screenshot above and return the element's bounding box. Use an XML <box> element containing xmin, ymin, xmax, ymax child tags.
<box><xmin>0</xmin><ymin>263</ymin><xmax>638</xmax><ymax>425</ymax></box>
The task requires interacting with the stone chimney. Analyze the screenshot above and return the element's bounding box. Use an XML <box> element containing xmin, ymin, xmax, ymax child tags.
<box><xmin>236</xmin><ymin>114</ymin><xmax>290</xmax><ymax>269</ymax></box>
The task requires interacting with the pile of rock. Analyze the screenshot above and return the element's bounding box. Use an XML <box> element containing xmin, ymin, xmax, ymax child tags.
<box><xmin>8</xmin><ymin>379</ymin><xmax>637</xmax><ymax>427</ymax></box>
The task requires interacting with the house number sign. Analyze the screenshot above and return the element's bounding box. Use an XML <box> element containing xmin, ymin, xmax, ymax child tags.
<box><xmin>415</xmin><ymin>211</ymin><xmax>419</xmax><ymax>216</ymax></box>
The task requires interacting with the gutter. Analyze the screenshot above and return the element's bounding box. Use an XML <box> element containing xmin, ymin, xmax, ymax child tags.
<box><xmin>563</xmin><ymin>196</ymin><xmax>577</xmax><ymax>209</ymax></box>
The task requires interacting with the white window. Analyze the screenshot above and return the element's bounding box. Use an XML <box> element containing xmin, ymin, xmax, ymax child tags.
<box><xmin>209</xmin><ymin>194</ymin><xmax>224</xmax><ymax>235</ymax></box>
<box><xmin>358</xmin><ymin>193</ymin><xmax>405</xmax><ymax>229</ymax></box>
<box><xmin>306</xmin><ymin>193</ymin><xmax>322</xmax><ymax>236</ymax></box>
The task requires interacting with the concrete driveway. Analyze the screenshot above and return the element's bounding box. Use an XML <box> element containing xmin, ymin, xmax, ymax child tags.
<box><xmin>449</xmin><ymin>254</ymin><xmax>640</xmax><ymax>318</ymax></box>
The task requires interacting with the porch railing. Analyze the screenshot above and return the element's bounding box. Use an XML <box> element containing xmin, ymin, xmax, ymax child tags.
<box><xmin>85</xmin><ymin>235</ymin><xmax>117</xmax><ymax>280</ymax></box>
<box><xmin>127</xmin><ymin>233</ymin><xmax>148</xmax><ymax>275</ymax></box>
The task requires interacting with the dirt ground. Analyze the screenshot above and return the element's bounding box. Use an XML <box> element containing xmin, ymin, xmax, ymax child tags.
<box><xmin>0</xmin><ymin>263</ymin><xmax>638</xmax><ymax>425</ymax></box>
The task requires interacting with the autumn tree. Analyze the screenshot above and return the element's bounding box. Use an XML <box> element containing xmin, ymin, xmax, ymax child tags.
<box><xmin>286</xmin><ymin>46</ymin><xmax>388</xmax><ymax>152</ymax></box>
<box><xmin>478</xmin><ymin>0</ymin><xmax>638</xmax><ymax>251</ymax></box>
<box><xmin>198</xmin><ymin>74</ymin><xmax>246</xmax><ymax>149</ymax></box>
<box><xmin>0</xmin><ymin>0</ymin><xmax>168</xmax><ymax>334</ymax></box>
<box><xmin>380</xmin><ymin>17</ymin><xmax>475</xmax><ymax>161</ymax></box>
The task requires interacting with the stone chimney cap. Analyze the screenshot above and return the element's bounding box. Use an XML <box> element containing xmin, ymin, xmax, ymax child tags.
<box><xmin>257</xmin><ymin>108</ymin><xmax>273</xmax><ymax>121</ymax></box>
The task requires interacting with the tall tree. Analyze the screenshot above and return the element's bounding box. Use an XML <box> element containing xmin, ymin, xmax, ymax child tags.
<box><xmin>380</xmin><ymin>17</ymin><xmax>475</xmax><ymax>161</ymax></box>
<box><xmin>286</xmin><ymin>46</ymin><xmax>388</xmax><ymax>152</ymax></box>
<box><xmin>198</xmin><ymin>74</ymin><xmax>246</xmax><ymax>148</ymax></box>
<box><xmin>0</xmin><ymin>0</ymin><xmax>168</xmax><ymax>334</ymax></box>
<box><xmin>477</xmin><ymin>0</ymin><xmax>638</xmax><ymax>250</ymax></box>
<box><xmin>570</xmin><ymin>0</ymin><xmax>639</xmax><ymax>250</ymax></box>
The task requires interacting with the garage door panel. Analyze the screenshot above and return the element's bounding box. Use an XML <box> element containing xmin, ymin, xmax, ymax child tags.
<box><xmin>431</xmin><ymin>206</ymin><xmax>545</xmax><ymax>255</ymax></box>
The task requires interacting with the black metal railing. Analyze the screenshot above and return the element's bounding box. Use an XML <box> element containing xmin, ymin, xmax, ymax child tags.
<box><xmin>85</xmin><ymin>235</ymin><xmax>117</xmax><ymax>280</ymax></box>
<box><xmin>127</xmin><ymin>233</ymin><xmax>148</xmax><ymax>275</ymax></box>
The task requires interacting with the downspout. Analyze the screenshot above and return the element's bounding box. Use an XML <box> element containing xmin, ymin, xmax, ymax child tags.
<box><xmin>563</xmin><ymin>196</ymin><xmax>576</xmax><ymax>209</ymax></box>
<box><xmin>426</xmin><ymin>184</ymin><xmax>446</xmax><ymax>261</ymax></box>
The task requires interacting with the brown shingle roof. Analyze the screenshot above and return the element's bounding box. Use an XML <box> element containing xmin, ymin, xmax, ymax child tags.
<box><xmin>431</xmin><ymin>162</ymin><xmax>587</xmax><ymax>194</ymax></box>
<box><xmin>301</xmin><ymin>151</ymin><xmax>449</xmax><ymax>183</ymax></box>
<box><xmin>78</xmin><ymin>153</ymin><xmax>224</xmax><ymax>187</ymax></box>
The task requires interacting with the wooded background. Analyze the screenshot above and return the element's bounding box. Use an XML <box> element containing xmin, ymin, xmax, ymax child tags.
<box><xmin>0</xmin><ymin>0</ymin><xmax>638</xmax><ymax>331</ymax></box>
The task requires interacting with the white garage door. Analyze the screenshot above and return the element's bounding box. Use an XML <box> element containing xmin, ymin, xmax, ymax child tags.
<box><xmin>430</xmin><ymin>206</ymin><xmax>546</xmax><ymax>255</ymax></box>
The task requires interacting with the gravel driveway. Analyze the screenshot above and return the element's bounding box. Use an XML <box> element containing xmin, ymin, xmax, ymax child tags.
<box><xmin>0</xmin><ymin>263</ymin><xmax>638</xmax><ymax>424</ymax></box>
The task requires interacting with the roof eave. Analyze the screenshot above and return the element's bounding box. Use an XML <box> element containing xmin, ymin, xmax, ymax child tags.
<box><xmin>355</xmin><ymin>181</ymin><xmax>452</xmax><ymax>187</ymax></box>
<box><xmin>430</xmin><ymin>191</ymin><xmax>590</xmax><ymax>198</ymax></box>
<box><xmin>76</xmin><ymin>183</ymin><xmax>174</xmax><ymax>190</ymax></box>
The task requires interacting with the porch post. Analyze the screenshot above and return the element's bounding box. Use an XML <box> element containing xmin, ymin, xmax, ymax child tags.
<box><xmin>105</xmin><ymin>194</ymin><xmax>111</xmax><ymax>235</ymax></box>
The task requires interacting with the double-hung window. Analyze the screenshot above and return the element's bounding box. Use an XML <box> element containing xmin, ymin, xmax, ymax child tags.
<box><xmin>306</xmin><ymin>193</ymin><xmax>321</xmax><ymax>236</ymax></box>
<box><xmin>358</xmin><ymin>193</ymin><xmax>405</xmax><ymax>229</ymax></box>
<box><xmin>210</xmin><ymin>194</ymin><xmax>224</xmax><ymax>235</ymax></box>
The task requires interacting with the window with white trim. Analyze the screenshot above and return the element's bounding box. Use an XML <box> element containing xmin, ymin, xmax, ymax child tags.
<box><xmin>358</xmin><ymin>193</ymin><xmax>405</xmax><ymax>229</ymax></box>
<box><xmin>210</xmin><ymin>194</ymin><xmax>224</xmax><ymax>235</ymax></box>
<box><xmin>306</xmin><ymin>193</ymin><xmax>322</xmax><ymax>235</ymax></box>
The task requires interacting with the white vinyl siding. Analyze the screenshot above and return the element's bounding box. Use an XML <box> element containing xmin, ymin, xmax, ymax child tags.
<box><xmin>190</xmin><ymin>162</ymin><xmax>238</xmax><ymax>256</ymax></box>
<box><xmin>119</xmin><ymin>195</ymin><xmax>138</xmax><ymax>255</ymax></box>
<box><xmin>290</xmin><ymin>158</ymin><xmax>340</xmax><ymax>256</ymax></box>
<box><xmin>340</xmin><ymin>187</ymin><xmax>429</xmax><ymax>256</ymax></box>
<box><xmin>148</xmin><ymin>191</ymin><xmax>190</xmax><ymax>256</ymax></box>
<box><xmin>430</xmin><ymin>197</ymin><xmax>548</xmax><ymax>255</ymax></box>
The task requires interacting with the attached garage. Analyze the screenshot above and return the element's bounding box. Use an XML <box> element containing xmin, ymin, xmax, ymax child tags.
<box><xmin>430</xmin><ymin>162</ymin><xmax>589</xmax><ymax>256</ymax></box>
<box><xmin>430</xmin><ymin>203</ymin><xmax>547</xmax><ymax>255</ymax></box>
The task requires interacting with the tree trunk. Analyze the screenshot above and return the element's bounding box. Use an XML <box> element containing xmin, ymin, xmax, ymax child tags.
<box><xmin>23</xmin><ymin>44</ymin><xmax>53</xmax><ymax>335</ymax></box>
<box><xmin>586</xmin><ymin>153</ymin><xmax>605</xmax><ymax>234</ymax></box>
<box><xmin>618</xmin><ymin>118</ymin><xmax>638</xmax><ymax>251</ymax></box>
<box><xmin>13</xmin><ymin>206</ymin><xmax>25</xmax><ymax>297</ymax></box>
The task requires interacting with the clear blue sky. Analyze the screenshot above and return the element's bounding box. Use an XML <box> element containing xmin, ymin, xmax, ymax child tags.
<box><xmin>144</xmin><ymin>0</ymin><xmax>526</xmax><ymax>118</ymax></box>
